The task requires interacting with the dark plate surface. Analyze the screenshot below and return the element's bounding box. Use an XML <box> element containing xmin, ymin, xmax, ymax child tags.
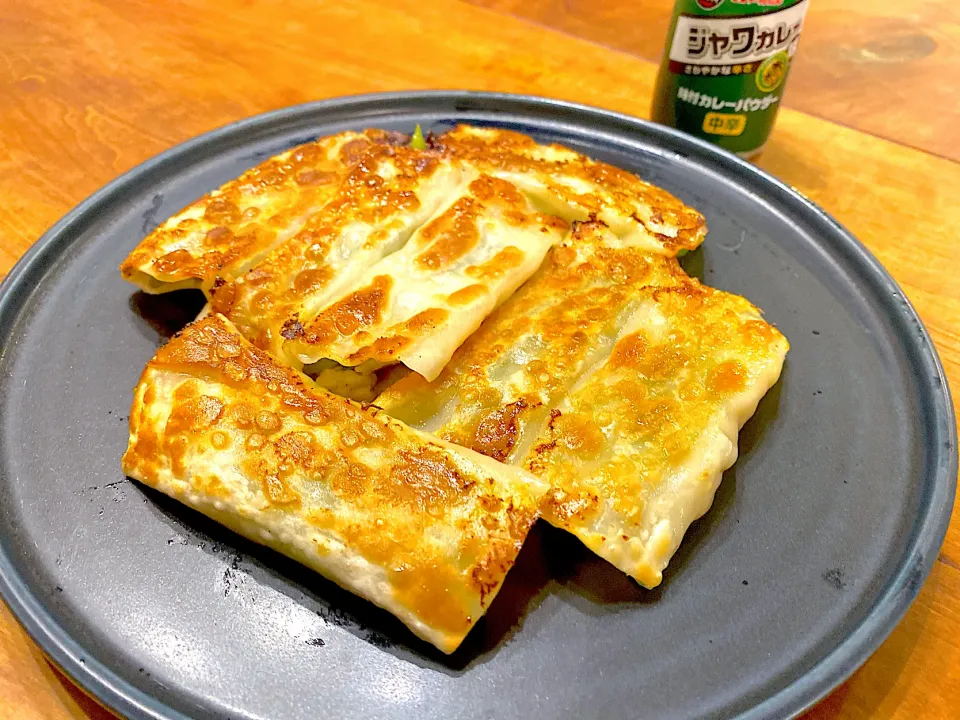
<box><xmin>0</xmin><ymin>92</ymin><xmax>955</xmax><ymax>720</ymax></box>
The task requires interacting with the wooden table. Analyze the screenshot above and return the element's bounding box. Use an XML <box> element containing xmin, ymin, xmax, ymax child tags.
<box><xmin>0</xmin><ymin>1</ymin><xmax>957</xmax><ymax>717</ymax></box>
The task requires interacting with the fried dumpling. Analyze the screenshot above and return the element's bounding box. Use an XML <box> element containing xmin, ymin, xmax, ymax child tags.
<box><xmin>120</xmin><ymin>130</ymin><xmax>407</xmax><ymax>293</ymax></box>
<box><xmin>283</xmin><ymin>173</ymin><xmax>570</xmax><ymax>382</ymax></box>
<box><xmin>122</xmin><ymin>315</ymin><xmax>548</xmax><ymax>653</ymax></box>
<box><xmin>208</xmin><ymin>142</ymin><xmax>463</xmax><ymax>362</ymax></box>
<box><xmin>121</xmin><ymin>125</ymin><xmax>707</xmax><ymax>387</ymax></box>
<box><xmin>378</xmin><ymin>222</ymin><xmax>788</xmax><ymax>588</ymax></box>
<box><xmin>527</xmin><ymin>281</ymin><xmax>788</xmax><ymax>588</ymax></box>
<box><xmin>434</xmin><ymin>125</ymin><xmax>706</xmax><ymax>256</ymax></box>
<box><xmin>376</xmin><ymin>220</ymin><xmax>686</xmax><ymax>461</ymax></box>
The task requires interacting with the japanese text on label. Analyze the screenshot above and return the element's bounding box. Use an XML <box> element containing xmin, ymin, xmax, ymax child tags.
<box><xmin>669</xmin><ymin>0</ymin><xmax>808</xmax><ymax>67</ymax></box>
<box><xmin>677</xmin><ymin>86</ymin><xmax>780</xmax><ymax>112</ymax></box>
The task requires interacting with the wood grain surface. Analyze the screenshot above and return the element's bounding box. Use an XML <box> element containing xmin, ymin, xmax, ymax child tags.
<box><xmin>0</xmin><ymin>0</ymin><xmax>957</xmax><ymax>718</ymax></box>
<box><xmin>467</xmin><ymin>0</ymin><xmax>960</xmax><ymax>162</ymax></box>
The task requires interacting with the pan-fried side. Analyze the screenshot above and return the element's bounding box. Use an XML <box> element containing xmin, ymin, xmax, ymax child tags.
<box><xmin>378</xmin><ymin>222</ymin><xmax>788</xmax><ymax>588</ymax></box>
<box><xmin>526</xmin><ymin>281</ymin><xmax>788</xmax><ymax>588</ymax></box>
<box><xmin>122</xmin><ymin>315</ymin><xmax>548</xmax><ymax>653</ymax></box>
<box><xmin>206</xmin><ymin>141</ymin><xmax>463</xmax><ymax>363</ymax></box>
<box><xmin>377</xmin><ymin>220</ymin><xmax>687</xmax><ymax>459</ymax></box>
<box><xmin>120</xmin><ymin>130</ymin><xmax>409</xmax><ymax>294</ymax></box>
<box><xmin>283</xmin><ymin>172</ymin><xmax>570</xmax><ymax>381</ymax></box>
<box><xmin>433</xmin><ymin>125</ymin><xmax>706</xmax><ymax>255</ymax></box>
<box><xmin>120</xmin><ymin>125</ymin><xmax>707</xmax><ymax>383</ymax></box>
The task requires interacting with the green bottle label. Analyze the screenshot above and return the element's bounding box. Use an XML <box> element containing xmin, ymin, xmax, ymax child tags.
<box><xmin>651</xmin><ymin>0</ymin><xmax>809</xmax><ymax>157</ymax></box>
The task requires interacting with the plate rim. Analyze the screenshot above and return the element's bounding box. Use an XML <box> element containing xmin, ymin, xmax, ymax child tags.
<box><xmin>0</xmin><ymin>90</ymin><xmax>955</xmax><ymax>720</ymax></box>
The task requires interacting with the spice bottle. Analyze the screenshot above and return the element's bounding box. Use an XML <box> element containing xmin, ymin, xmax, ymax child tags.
<box><xmin>651</xmin><ymin>0</ymin><xmax>810</xmax><ymax>158</ymax></box>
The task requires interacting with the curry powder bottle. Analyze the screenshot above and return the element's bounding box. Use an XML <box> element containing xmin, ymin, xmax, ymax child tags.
<box><xmin>651</xmin><ymin>0</ymin><xmax>811</xmax><ymax>158</ymax></box>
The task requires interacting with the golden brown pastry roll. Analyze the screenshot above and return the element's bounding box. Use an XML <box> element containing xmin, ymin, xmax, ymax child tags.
<box><xmin>122</xmin><ymin>315</ymin><xmax>547</xmax><ymax>653</ymax></box>
<box><xmin>378</xmin><ymin>222</ymin><xmax>787</xmax><ymax>588</ymax></box>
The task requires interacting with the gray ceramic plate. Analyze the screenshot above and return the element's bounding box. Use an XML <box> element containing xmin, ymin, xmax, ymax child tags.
<box><xmin>0</xmin><ymin>92</ymin><xmax>955</xmax><ymax>720</ymax></box>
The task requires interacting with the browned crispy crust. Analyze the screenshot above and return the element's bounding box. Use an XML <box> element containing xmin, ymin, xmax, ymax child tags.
<box><xmin>119</xmin><ymin>129</ymin><xmax>412</xmax><ymax>292</ymax></box>
<box><xmin>284</xmin><ymin>172</ymin><xmax>570</xmax><ymax>373</ymax></box>
<box><xmin>122</xmin><ymin>314</ymin><xmax>544</xmax><ymax>652</ymax></box>
<box><xmin>377</xmin><ymin>220</ymin><xmax>788</xmax><ymax>588</ymax></box>
<box><xmin>433</xmin><ymin>125</ymin><xmax>706</xmax><ymax>253</ymax></box>
<box><xmin>119</xmin><ymin>125</ymin><xmax>706</xmax><ymax>374</ymax></box>
<box><xmin>207</xmin><ymin>138</ymin><xmax>453</xmax><ymax>359</ymax></box>
<box><xmin>377</xmin><ymin>220</ymin><xmax>689</xmax><ymax>460</ymax></box>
